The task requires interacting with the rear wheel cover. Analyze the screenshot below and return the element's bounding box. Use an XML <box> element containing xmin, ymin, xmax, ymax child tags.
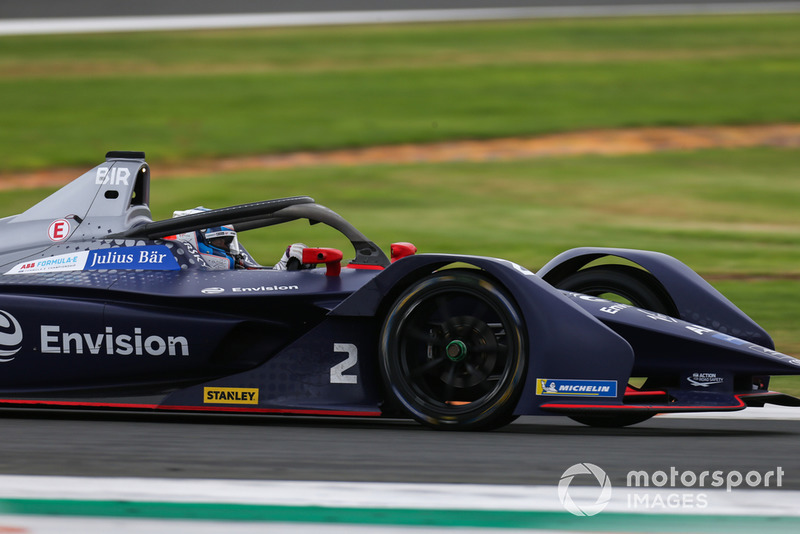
<box><xmin>380</xmin><ymin>270</ymin><xmax>527</xmax><ymax>430</ymax></box>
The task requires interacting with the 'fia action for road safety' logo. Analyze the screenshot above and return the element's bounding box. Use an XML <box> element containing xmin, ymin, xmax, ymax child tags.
<box><xmin>0</xmin><ymin>310</ymin><xmax>23</xmax><ymax>362</ymax></box>
<box><xmin>204</xmin><ymin>387</ymin><xmax>259</xmax><ymax>405</ymax></box>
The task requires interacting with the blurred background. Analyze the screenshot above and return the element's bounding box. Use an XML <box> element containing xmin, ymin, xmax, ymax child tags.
<box><xmin>1</xmin><ymin>2</ymin><xmax>800</xmax><ymax>530</ymax></box>
<box><xmin>1</xmin><ymin>1</ymin><xmax>799</xmax><ymax>358</ymax></box>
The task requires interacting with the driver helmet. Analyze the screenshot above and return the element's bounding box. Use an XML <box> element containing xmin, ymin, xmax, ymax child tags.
<box><xmin>167</xmin><ymin>208</ymin><xmax>243</xmax><ymax>269</ymax></box>
<box><xmin>203</xmin><ymin>225</ymin><xmax>238</xmax><ymax>254</ymax></box>
<box><xmin>198</xmin><ymin>224</ymin><xmax>241</xmax><ymax>269</ymax></box>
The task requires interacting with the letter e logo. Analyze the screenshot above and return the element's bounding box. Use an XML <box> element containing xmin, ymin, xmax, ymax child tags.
<box><xmin>48</xmin><ymin>219</ymin><xmax>71</xmax><ymax>242</ymax></box>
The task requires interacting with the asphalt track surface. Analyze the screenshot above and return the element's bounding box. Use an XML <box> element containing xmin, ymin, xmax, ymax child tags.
<box><xmin>0</xmin><ymin>410</ymin><xmax>798</xmax><ymax>489</ymax></box>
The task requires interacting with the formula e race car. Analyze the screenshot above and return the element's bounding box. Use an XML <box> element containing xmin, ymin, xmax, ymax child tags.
<box><xmin>0</xmin><ymin>151</ymin><xmax>798</xmax><ymax>430</ymax></box>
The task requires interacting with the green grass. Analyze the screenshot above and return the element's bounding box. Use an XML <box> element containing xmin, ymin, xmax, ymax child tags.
<box><xmin>1</xmin><ymin>14</ymin><xmax>800</xmax><ymax>170</ymax></box>
<box><xmin>140</xmin><ymin>147</ymin><xmax>800</xmax><ymax>279</ymax></box>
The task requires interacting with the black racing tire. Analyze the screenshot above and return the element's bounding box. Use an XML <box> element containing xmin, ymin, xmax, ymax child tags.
<box><xmin>379</xmin><ymin>270</ymin><xmax>527</xmax><ymax>431</ymax></box>
<box><xmin>568</xmin><ymin>413</ymin><xmax>654</xmax><ymax>428</ymax></box>
<box><xmin>555</xmin><ymin>264</ymin><xmax>676</xmax><ymax>428</ymax></box>
<box><xmin>555</xmin><ymin>265</ymin><xmax>678</xmax><ymax>316</ymax></box>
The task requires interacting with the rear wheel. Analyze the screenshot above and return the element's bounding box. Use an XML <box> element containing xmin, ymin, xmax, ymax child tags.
<box><xmin>555</xmin><ymin>264</ymin><xmax>676</xmax><ymax>428</ymax></box>
<box><xmin>380</xmin><ymin>270</ymin><xmax>527</xmax><ymax>430</ymax></box>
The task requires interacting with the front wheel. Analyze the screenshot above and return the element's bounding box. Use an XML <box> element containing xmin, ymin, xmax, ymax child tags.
<box><xmin>555</xmin><ymin>265</ymin><xmax>677</xmax><ymax>428</ymax></box>
<box><xmin>569</xmin><ymin>413</ymin><xmax>653</xmax><ymax>428</ymax></box>
<box><xmin>555</xmin><ymin>264</ymin><xmax>678</xmax><ymax>316</ymax></box>
<box><xmin>380</xmin><ymin>270</ymin><xmax>527</xmax><ymax>430</ymax></box>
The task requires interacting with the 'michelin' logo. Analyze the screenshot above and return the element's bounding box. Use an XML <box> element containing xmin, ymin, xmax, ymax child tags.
<box><xmin>0</xmin><ymin>310</ymin><xmax>23</xmax><ymax>362</ymax></box>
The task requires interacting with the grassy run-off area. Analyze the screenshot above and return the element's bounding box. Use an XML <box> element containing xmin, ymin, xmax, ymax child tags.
<box><xmin>1</xmin><ymin>14</ymin><xmax>800</xmax><ymax>392</ymax></box>
<box><xmin>1</xmin><ymin>14</ymin><xmax>800</xmax><ymax>170</ymax></box>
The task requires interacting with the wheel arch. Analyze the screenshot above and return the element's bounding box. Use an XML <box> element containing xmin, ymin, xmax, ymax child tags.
<box><xmin>332</xmin><ymin>255</ymin><xmax>511</xmax><ymax>320</ymax></box>
<box><xmin>374</xmin><ymin>262</ymin><xmax>524</xmax><ymax>328</ymax></box>
<box><xmin>538</xmin><ymin>247</ymin><xmax>774</xmax><ymax>348</ymax></box>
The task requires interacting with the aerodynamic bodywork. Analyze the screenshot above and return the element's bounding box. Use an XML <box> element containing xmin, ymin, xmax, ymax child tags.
<box><xmin>0</xmin><ymin>151</ymin><xmax>798</xmax><ymax>430</ymax></box>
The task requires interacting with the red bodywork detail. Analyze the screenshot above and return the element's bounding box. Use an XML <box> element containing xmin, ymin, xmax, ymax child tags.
<box><xmin>391</xmin><ymin>242</ymin><xmax>417</xmax><ymax>262</ymax></box>
<box><xmin>0</xmin><ymin>398</ymin><xmax>381</xmax><ymax>417</ymax></box>
<box><xmin>302</xmin><ymin>247</ymin><xmax>343</xmax><ymax>277</ymax></box>
<box><xmin>624</xmin><ymin>386</ymin><xmax>667</xmax><ymax>396</ymax></box>
<box><xmin>345</xmin><ymin>264</ymin><xmax>384</xmax><ymax>270</ymax></box>
<box><xmin>541</xmin><ymin>395</ymin><xmax>746</xmax><ymax>413</ymax></box>
<box><xmin>621</xmin><ymin>386</ymin><xmax>670</xmax><ymax>404</ymax></box>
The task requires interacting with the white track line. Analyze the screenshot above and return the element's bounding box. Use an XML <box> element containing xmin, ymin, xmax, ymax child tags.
<box><xmin>0</xmin><ymin>517</ymin><xmax>527</xmax><ymax>534</ymax></box>
<box><xmin>2</xmin><ymin>3</ymin><xmax>800</xmax><ymax>36</ymax></box>
<box><xmin>0</xmin><ymin>475</ymin><xmax>798</xmax><ymax>516</ymax></box>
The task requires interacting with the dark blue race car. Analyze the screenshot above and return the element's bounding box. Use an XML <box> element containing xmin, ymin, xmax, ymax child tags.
<box><xmin>0</xmin><ymin>151</ymin><xmax>798</xmax><ymax>430</ymax></box>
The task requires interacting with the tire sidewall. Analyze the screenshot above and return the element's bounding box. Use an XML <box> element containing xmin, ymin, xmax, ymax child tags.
<box><xmin>379</xmin><ymin>270</ymin><xmax>527</xmax><ymax>430</ymax></box>
<box><xmin>556</xmin><ymin>265</ymin><xmax>677</xmax><ymax>316</ymax></box>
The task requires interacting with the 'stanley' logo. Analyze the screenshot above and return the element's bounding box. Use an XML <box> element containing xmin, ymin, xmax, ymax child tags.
<box><xmin>0</xmin><ymin>310</ymin><xmax>23</xmax><ymax>362</ymax></box>
<box><xmin>204</xmin><ymin>387</ymin><xmax>259</xmax><ymax>405</ymax></box>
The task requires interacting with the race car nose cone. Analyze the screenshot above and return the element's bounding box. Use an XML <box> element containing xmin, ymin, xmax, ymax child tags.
<box><xmin>446</xmin><ymin>340</ymin><xmax>468</xmax><ymax>362</ymax></box>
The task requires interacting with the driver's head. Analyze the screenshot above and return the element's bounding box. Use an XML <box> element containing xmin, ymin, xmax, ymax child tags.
<box><xmin>204</xmin><ymin>225</ymin><xmax>237</xmax><ymax>253</ymax></box>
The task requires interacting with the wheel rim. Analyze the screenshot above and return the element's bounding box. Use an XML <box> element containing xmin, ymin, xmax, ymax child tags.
<box><xmin>386</xmin><ymin>277</ymin><xmax>522</xmax><ymax>419</ymax></box>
